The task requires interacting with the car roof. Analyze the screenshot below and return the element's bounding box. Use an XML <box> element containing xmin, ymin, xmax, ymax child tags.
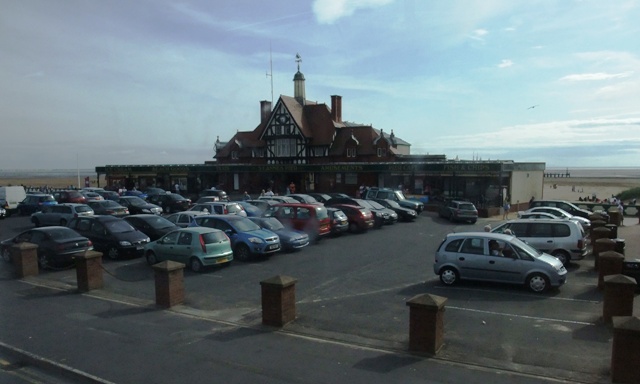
<box><xmin>58</xmin><ymin>203</ymin><xmax>90</xmax><ymax>207</ymax></box>
<box><xmin>275</xmin><ymin>202</ymin><xmax>320</xmax><ymax>208</ymax></box>
<box><xmin>445</xmin><ymin>232</ymin><xmax>515</xmax><ymax>241</ymax></box>
<box><xmin>178</xmin><ymin>226</ymin><xmax>222</xmax><ymax>234</ymax></box>
<box><xmin>501</xmin><ymin>218</ymin><xmax>577</xmax><ymax>224</ymax></box>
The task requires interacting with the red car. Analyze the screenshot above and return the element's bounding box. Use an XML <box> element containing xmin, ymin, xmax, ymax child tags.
<box><xmin>265</xmin><ymin>203</ymin><xmax>331</xmax><ymax>241</ymax></box>
<box><xmin>54</xmin><ymin>190</ymin><xmax>88</xmax><ymax>204</ymax></box>
<box><xmin>328</xmin><ymin>204</ymin><xmax>375</xmax><ymax>233</ymax></box>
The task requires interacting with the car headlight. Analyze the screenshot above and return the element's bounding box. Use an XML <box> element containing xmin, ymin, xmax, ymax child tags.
<box><xmin>119</xmin><ymin>241</ymin><xmax>132</xmax><ymax>246</ymax></box>
<box><xmin>142</xmin><ymin>208</ymin><xmax>151</xmax><ymax>213</ymax></box>
<box><xmin>248</xmin><ymin>237</ymin><xmax>264</xmax><ymax>244</ymax></box>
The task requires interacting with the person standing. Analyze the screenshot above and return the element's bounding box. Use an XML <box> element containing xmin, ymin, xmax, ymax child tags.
<box><xmin>502</xmin><ymin>199</ymin><xmax>511</xmax><ymax>220</ymax></box>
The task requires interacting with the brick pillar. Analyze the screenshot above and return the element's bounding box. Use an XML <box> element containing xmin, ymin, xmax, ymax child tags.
<box><xmin>152</xmin><ymin>261</ymin><xmax>185</xmax><ymax>308</ymax></box>
<box><xmin>10</xmin><ymin>243</ymin><xmax>39</xmax><ymax>278</ymax></box>
<box><xmin>593</xmin><ymin>238</ymin><xmax>616</xmax><ymax>271</ymax></box>
<box><xmin>589</xmin><ymin>220</ymin><xmax>607</xmax><ymax>239</ymax></box>
<box><xmin>611</xmin><ymin>316</ymin><xmax>640</xmax><ymax>384</ymax></box>
<box><xmin>75</xmin><ymin>250</ymin><xmax>104</xmax><ymax>292</ymax></box>
<box><xmin>603</xmin><ymin>274</ymin><xmax>637</xmax><ymax>324</ymax></box>
<box><xmin>608</xmin><ymin>208</ymin><xmax>621</xmax><ymax>226</ymax></box>
<box><xmin>605</xmin><ymin>224</ymin><xmax>618</xmax><ymax>239</ymax></box>
<box><xmin>260</xmin><ymin>275</ymin><xmax>297</xmax><ymax>327</ymax></box>
<box><xmin>406</xmin><ymin>294</ymin><xmax>447</xmax><ymax>355</ymax></box>
<box><xmin>597</xmin><ymin>251</ymin><xmax>624</xmax><ymax>290</ymax></box>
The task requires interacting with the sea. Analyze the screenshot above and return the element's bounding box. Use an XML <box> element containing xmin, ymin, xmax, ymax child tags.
<box><xmin>0</xmin><ymin>169</ymin><xmax>96</xmax><ymax>178</ymax></box>
<box><xmin>544</xmin><ymin>167</ymin><xmax>640</xmax><ymax>179</ymax></box>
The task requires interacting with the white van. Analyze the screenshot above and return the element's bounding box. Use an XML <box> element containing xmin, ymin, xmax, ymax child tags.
<box><xmin>0</xmin><ymin>186</ymin><xmax>27</xmax><ymax>216</ymax></box>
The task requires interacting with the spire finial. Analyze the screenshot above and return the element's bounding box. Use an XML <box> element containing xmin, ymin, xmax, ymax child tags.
<box><xmin>295</xmin><ymin>53</ymin><xmax>302</xmax><ymax>72</ymax></box>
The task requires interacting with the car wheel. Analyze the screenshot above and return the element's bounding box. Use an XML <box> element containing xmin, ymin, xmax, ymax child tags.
<box><xmin>32</xmin><ymin>217</ymin><xmax>41</xmax><ymax>227</ymax></box>
<box><xmin>551</xmin><ymin>251</ymin><xmax>570</xmax><ymax>266</ymax></box>
<box><xmin>106</xmin><ymin>247</ymin><xmax>120</xmax><ymax>260</ymax></box>
<box><xmin>526</xmin><ymin>273</ymin><xmax>549</xmax><ymax>293</ymax></box>
<box><xmin>146</xmin><ymin>251</ymin><xmax>158</xmax><ymax>266</ymax></box>
<box><xmin>59</xmin><ymin>219</ymin><xmax>67</xmax><ymax>226</ymax></box>
<box><xmin>189</xmin><ymin>257</ymin><xmax>204</xmax><ymax>272</ymax></box>
<box><xmin>348</xmin><ymin>222</ymin><xmax>358</xmax><ymax>233</ymax></box>
<box><xmin>234</xmin><ymin>243</ymin><xmax>251</xmax><ymax>262</ymax></box>
<box><xmin>439</xmin><ymin>267</ymin><xmax>459</xmax><ymax>286</ymax></box>
<box><xmin>37</xmin><ymin>252</ymin><xmax>50</xmax><ymax>270</ymax></box>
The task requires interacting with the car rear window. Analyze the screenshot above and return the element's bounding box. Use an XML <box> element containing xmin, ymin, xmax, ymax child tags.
<box><xmin>444</xmin><ymin>239</ymin><xmax>463</xmax><ymax>252</ymax></box>
<box><xmin>459</xmin><ymin>203</ymin><xmax>475</xmax><ymax>210</ymax></box>
<box><xmin>201</xmin><ymin>231</ymin><xmax>228</xmax><ymax>244</ymax></box>
<box><xmin>552</xmin><ymin>224</ymin><xmax>571</xmax><ymax>237</ymax></box>
<box><xmin>76</xmin><ymin>206</ymin><xmax>93</xmax><ymax>213</ymax></box>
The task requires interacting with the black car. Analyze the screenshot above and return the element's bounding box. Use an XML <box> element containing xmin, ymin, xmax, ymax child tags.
<box><xmin>87</xmin><ymin>200</ymin><xmax>129</xmax><ymax>217</ymax></box>
<box><xmin>0</xmin><ymin>226</ymin><xmax>93</xmax><ymax>269</ymax></box>
<box><xmin>371</xmin><ymin>198</ymin><xmax>417</xmax><ymax>221</ymax></box>
<box><xmin>144</xmin><ymin>187</ymin><xmax>166</xmax><ymax>199</ymax></box>
<box><xmin>68</xmin><ymin>215</ymin><xmax>150</xmax><ymax>260</ymax></box>
<box><xmin>148</xmin><ymin>193</ymin><xmax>191</xmax><ymax>214</ymax></box>
<box><xmin>124</xmin><ymin>214</ymin><xmax>179</xmax><ymax>241</ymax></box>
<box><xmin>96</xmin><ymin>190</ymin><xmax>121</xmax><ymax>201</ymax></box>
<box><xmin>17</xmin><ymin>194</ymin><xmax>57</xmax><ymax>215</ymax></box>
<box><xmin>364</xmin><ymin>187</ymin><xmax>424</xmax><ymax>214</ymax></box>
<box><xmin>117</xmin><ymin>196</ymin><xmax>163</xmax><ymax>215</ymax></box>
<box><xmin>307</xmin><ymin>193</ymin><xmax>332</xmax><ymax>204</ymax></box>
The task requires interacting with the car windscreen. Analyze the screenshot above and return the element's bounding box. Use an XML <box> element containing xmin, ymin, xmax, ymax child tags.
<box><xmin>40</xmin><ymin>195</ymin><xmax>56</xmax><ymax>202</ymax></box>
<box><xmin>510</xmin><ymin>237</ymin><xmax>543</xmax><ymax>258</ymax></box>
<box><xmin>394</xmin><ymin>190</ymin><xmax>407</xmax><ymax>200</ymax></box>
<box><xmin>459</xmin><ymin>203</ymin><xmax>476</xmax><ymax>210</ymax></box>
<box><xmin>104</xmin><ymin>220</ymin><xmax>135</xmax><ymax>233</ymax></box>
<box><xmin>76</xmin><ymin>206</ymin><xmax>93</xmax><ymax>213</ymax></box>
<box><xmin>260</xmin><ymin>218</ymin><xmax>284</xmax><ymax>231</ymax></box>
<box><xmin>368</xmin><ymin>201</ymin><xmax>384</xmax><ymax>209</ymax></box>
<box><xmin>232</xmin><ymin>218</ymin><xmax>261</xmax><ymax>232</ymax></box>
<box><xmin>46</xmin><ymin>227</ymin><xmax>80</xmax><ymax>240</ymax></box>
<box><xmin>125</xmin><ymin>197</ymin><xmax>147</xmax><ymax>207</ymax></box>
<box><xmin>102</xmin><ymin>201</ymin><xmax>122</xmax><ymax>208</ymax></box>
<box><xmin>144</xmin><ymin>217</ymin><xmax>175</xmax><ymax>229</ymax></box>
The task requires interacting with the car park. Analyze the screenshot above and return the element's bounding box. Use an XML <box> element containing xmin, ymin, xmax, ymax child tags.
<box><xmin>249</xmin><ymin>217</ymin><xmax>310</xmax><ymax>251</ymax></box>
<box><xmin>31</xmin><ymin>203</ymin><xmax>94</xmax><ymax>227</ymax></box>
<box><xmin>124</xmin><ymin>214</ymin><xmax>179</xmax><ymax>241</ymax></box>
<box><xmin>433</xmin><ymin>232</ymin><xmax>567</xmax><ymax>293</ymax></box>
<box><xmin>68</xmin><ymin>215</ymin><xmax>150</xmax><ymax>260</ymax></box>
<box><xmin>0</xmin><ymin>186</ymin><xmax>27</xmax><ymax>216</ymax></box>
<box><xmin>143</xmin><ymin>227</ymin><xmax>233</xmax><ymax>272</ymax></box>
<box><xmin>189</xmin><ymin>202</ymin><xmax>247</xmax><ymax>216</ymax></box>
<box><xmin>326</xmin><ymin>207</ymin><xmax>349</xmax><ymax>235</ymax></box>
<box><xmin>529</xmin><ymin>200</ymin><xmax>592</xmax><ymax>219</ymax></box>
<box><xmin>148</xmin><ymin>193</ymin><xmax>192</xmax><ymax>213</ymax></box>
<box><xmin>371</xmin><ymin>198</ymin><xmax>417</xmax><ymax>221</ymax></box>
<box><xmin>53</xmin><ymin>190</ymin><xmax>88</xmax><ymax>204</ymax></box>
<box><xmin>491</xmin><ymin>218</ymin><xmax>587</xmax><ymax>266</ymax></box>
<box><xmin>17</xmin><ymin>193</ymin><xmax>57</xmax><ymax>215</ymax></box>
<box><xmin>364</xmin><ymin>187</ymin><xmax>424</xmax><ymax>214</ymax></box>
<box><xmin>1</xmin><ymin>226</ymin><xmax>93</xmax><ymax>269</ymax></box>
<box><xmin>327</xmin><ymin>204</ymin><xmax>374</xmax><ymax>233</ymax></box>
<box><xmin>438</xmin><ymin>200</ymin><xmax>478</xmax><ymax>224</ymax></box>
<box><xmin>522</xmin><ymin>206</ymin><xmax>590</xmax><ymax>230</ymax></box>
<box><xmin>263</xmin><ymin>203</ymin><xmax>331</xmax><ymax>241</ymax></box>
<box><xmin>117</xmin><ymin>196</ymin><xmax>163</xmax><ymax>215</ymax></box>
<box><xmin>192</xmin><ymin>215</ymin><xmax>280</xmax><ymax>261</ymax></box>
<box><xmin>165</xmin><ymin>211</ymin><xmax>207</xmax><ymax>228</ymax></box>
<box><xmin>87</xmin><ymin>200</ymin><xmax>129</xmax><ymax>217</ymax></box>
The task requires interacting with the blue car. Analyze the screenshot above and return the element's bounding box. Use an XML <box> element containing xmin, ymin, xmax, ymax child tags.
<box><xmin>17</xmin><ymin>194</ymin><xmax>57</xmax><ymax>215</ymax></box>
<box><xmin>235</xmin><ymin>201</ymin><xmax>263</xmax><ymax>217</ymax></box>
<box><xmin>192</xmin><ymin>215</ymin><xmax>280</xmax><ymax>261</ymax></box>
<box><xmin>248</xmin><ymin>217</ymin><xmax>309</xmax><ymax>251</ymax></box>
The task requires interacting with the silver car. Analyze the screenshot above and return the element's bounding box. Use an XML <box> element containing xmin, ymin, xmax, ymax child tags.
<box><xmin>433</xmin><ymin>232</ymin><xmax>567</xmax><ymax>293</ymax></box>
<box><xmin>31</xmin><ymin>203</ymin><xmax>94</xmax><ymax>227</ymax></box>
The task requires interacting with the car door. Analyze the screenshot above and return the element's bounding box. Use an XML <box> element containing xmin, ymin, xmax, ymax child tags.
<box><xmin>213</xmin><ymin>220</ymin><xmax>238</xmax><ymax>247</ymax></box>
<box><xmin>481</xmin><ymin>241</ymin><xmax>525</xmax><ymax>283</ymax></box>
<box><xmin>455</xmin><ymin>237</ymin><xmax>487</xmax><ymax>280</ymax></box>
<box><xmin>153</xmin><ymin>231</ymin><xmax>181</xmax><ymax>261</ymax></box>
<box><xmin>526</xmin><ymin>223</ymin><xmax>554</xmax><ymax>254</ymax></box>
<box><xmin>89</xmin><ymin>221</ymin><xmax>112</xmax><ymax>252</ymax></box>
<box><xmin>173</xmin><ymin>231</ymin><xmax>194</xmax><ymax>263</ymax></box>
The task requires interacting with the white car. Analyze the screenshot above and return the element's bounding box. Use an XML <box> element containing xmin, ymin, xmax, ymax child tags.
<box><xmin>522</xmin><ymin>207</ymin><xmax>591</xmax><ymax>230</ymax></box>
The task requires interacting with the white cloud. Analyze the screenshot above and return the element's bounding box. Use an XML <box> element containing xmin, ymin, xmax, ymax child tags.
<box><xmin>469</xmin><ymin>28</ymin><xmax>489</xmax><ymax>41</ymax></box>
<box><xmin>560</xmin><ymin>72</ymin><xmax>634</xmax><ymax>81</ymax></box>
<box><xmin>313</xmin><ymin>0</ymin><xmax>394</xmax><ymax>24</ymax></box>
<box><xmin>498</xmin><ymin>59</ymin><xmax>513</xmax><ymax>68</ymax></box>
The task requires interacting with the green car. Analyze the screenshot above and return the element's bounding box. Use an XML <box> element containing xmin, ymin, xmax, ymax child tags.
<box><xmin>144</xmin><ymin>227</ymin><xmax>233</xmax><ymax>272</ymax></box>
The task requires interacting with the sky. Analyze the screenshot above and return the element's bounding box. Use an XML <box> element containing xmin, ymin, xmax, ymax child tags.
<box><xmin>2</xmin><ymin>0</ymin><xmax>640</xmax><ymax>170</ymax></box>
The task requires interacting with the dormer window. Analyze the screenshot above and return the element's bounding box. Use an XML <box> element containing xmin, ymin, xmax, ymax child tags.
<box><xmin>377</xmin><ymin>148</ymin><xmax>387</xmax><ymax>157</ymax></box>
<box><xmin>231</xmin><ymin>151</ymin><xmax>239</xmax><ymax>159</ymax></box>
<box><xmin>347</xmin><ymin>147</ymin><xmax>357</xmax><ymax>157</ymax></box>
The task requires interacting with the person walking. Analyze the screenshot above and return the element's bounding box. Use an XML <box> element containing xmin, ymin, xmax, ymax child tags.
<box><xmin>502</xmin><ymin>199</ymin><xmax>511</xmax><ymax>220</ymax></box>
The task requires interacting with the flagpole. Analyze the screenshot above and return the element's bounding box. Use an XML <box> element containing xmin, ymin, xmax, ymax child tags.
<box><xmin>77</xmin><ymin>153</ymin><xmax>80</xmax><ymax>189</ymax></box>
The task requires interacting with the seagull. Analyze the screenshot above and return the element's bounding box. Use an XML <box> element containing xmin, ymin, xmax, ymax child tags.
<box><xmin>527</xmin><ymin>104</ymin><xmax>539</xmax><ymax>110</ymax></box>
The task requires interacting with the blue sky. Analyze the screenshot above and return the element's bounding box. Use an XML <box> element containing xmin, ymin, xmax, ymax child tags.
<box><xmin>2</xmin><ymin>0</ymin><xmax>639</xmax><ymax>169</ymax></box>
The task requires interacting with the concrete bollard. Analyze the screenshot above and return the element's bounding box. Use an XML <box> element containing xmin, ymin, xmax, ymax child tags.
<box><xmin>608</xmin><ymin>208</ymin><xmax>621</xmax><ymax>226</ymax></box>
<box><xmin>605</xmin><ymin>224</ymin><xmax>618</xmax><ymax>239</ymax></box>
<box><xmin>611</xmin><ymin>316</ymin><xmax>640</xmax><ymax>384</ymax></box>
<box><xmin>593</xmin><ymin>238</ymin><xmax>616</xmax><ymax>271</ymax></box>
<box><xmin>589</xmin><ymin>220</ymin><xmax>607</xmax><ymax>239</ymax></box>
<box><xmin>406</xmin><ymin>294</ymin><xmax>447</xmax><ymax>355</ymax></box>
<box><xmin>10</xmin><ymin>242</ymin><xmax>39</xmax><ymax>278</ymax></box>
<box><xmin>152</xmin><ymin>260</ymin><xmax>185</xmax><ymax>308</ymax></box>
<box><xmin>597</xmin><ymin>251</ymin><xmax>625</xmax><ymax>290</ymax></box>
<box><xmin>260</xmin><ymin>275</ymin><xmax>297</xmax><ymax>327</ymax></box>
<box><xmin>75</xmin><ymin>250</ymin><xmax>104</xmax><ymax>292</ymax></box>
<box><xmin>603</xmin><ymin>274</ymin><xmax>637</xmax><ymax>324</ymax></box>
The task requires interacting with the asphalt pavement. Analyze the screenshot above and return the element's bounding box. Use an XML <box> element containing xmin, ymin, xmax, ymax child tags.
<box><xmin>1</xmin><ymin>214</ymin><xmax>639</xmax><ymax>383</ymax></box>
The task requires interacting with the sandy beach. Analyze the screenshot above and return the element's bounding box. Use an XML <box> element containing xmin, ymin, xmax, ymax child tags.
<box><xmin>0</xmin><ymin>175</ymin><xmax>106</xmax><ymax>190</ymax></box>
<box><xmin>542</xmin><ymin>177</ymin><xmax>640</xmax><ymax>202</ymax></box>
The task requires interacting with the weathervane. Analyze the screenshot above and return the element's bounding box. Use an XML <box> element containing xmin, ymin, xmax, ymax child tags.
<box><xmin>295</xmin><ymin>53</ymin><xmax>302</xmax><ymax>72</ymax></box>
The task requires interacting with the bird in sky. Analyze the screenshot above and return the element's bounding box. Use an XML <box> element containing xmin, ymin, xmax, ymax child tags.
<box><xmin>527</xmin><ymin>105</ymin><xmax>539</xmax><ymax>110</ymax></box>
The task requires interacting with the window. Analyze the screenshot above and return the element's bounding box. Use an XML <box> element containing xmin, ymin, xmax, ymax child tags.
<box><xmin>460</xmin><ymin>238</ymin><xmax>484</xmax><ymax>255</ymax></box>
<box><xmin>231</xmin><ymin>151</ymin><xmax>238</xmax><ymax>159</ymax></box>
<box><xmin>346</xmin><ymin>147</ymin><xmax>356</xmax><ymax>157</ymax></box>
<box><xmin>274</xmin><ymin>138</ymin><xmax>297</xmax><ymax>157</ymax></box>
<box><xmin>345</xmin><ymin>173</ymin><xmax>358</xmax><ymax>185</ymax></box>
<box><xmin>177</xmin><ymin>232</ymin><xmax>192</xmax><ymax>245</ymax></box>
<box><xmin>445</xmin><ymin>239</ymin><xmax>463</xmax><ymax>252</ymax></box>
<box><xmin>553</xmin><ymin>224</ymin><xmax>571</xmax><ymax>237</ymax></box>
<box><xmin>530</xmin><ymin>223</ymin><xmax>553</xmax><ymax>237</ymax></box>
<box><xmin>377</xmin><ymin>148</ymin><xmax>386</xmax><ymax>157</ymax></box>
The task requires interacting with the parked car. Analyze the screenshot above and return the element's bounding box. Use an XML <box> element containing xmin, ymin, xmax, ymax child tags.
<box><xmin>0</xmin><ymin>206</ymin><xmax>6</xmax><ymax>219</ymax></box>
<box><xmin>433</xmin><ymin>232</ymin><xmax>567</xmax><ymax>293</ymax></box>
<box><xmin>0</xmin><ymin>186</ymin><xmax>27</xmax><ymax>216</ymax></box>
<box><xmin>192</xmin><ymin>215</ymin><xmax>280</xmax><ymax>261</ymax></box>
<box><xmin>326</xmin><ymin>207</ymin><xmax>349</xmax><ymax>235</ymax></box>
<box><xmin>165</xmin><ymin>211</ymin><xmax>208</xmax><ymax>228</ymax></box>
<box><xmin>249</xmin><ymin>217</ymin><xmax>310</xmax><ymax>251</ymax></box>
<box><xmin>80</xmin><ymin>191</ymin><xmax>104</xmax><ymax>201</ymax></box>
<box><xmin>144</xmin><ymin>187</ymin><xmax>166</xmax><ymax>198</ymax></box>
<box><xmin>307</xmin><ymin>193</ymin><xmax>332</xmax><ymax>204</ymax></box>
<box><xmin>17</xmin><ymin>194</ymin><xmax>57</xmax><ymax>215</ymax></box>
<box><xmin>1</xmin><ymin>226</ymin><xmax>93</xmax><ymax>269</ymax></box>
<box><xmin>528</xmin><ymin>200</ymin><xmax>592</xmax><ymax>219</ymax></box>
<box><xmin>195</xmin><ymin>196</ymin><xmax>221</xmax><ymax>204</ymax></box>
<box><xmin>122</xmin><ymin>190</ymin><xmax>148</xmax><ymax>200</ymax></box>
<box><xmin>357</xmin><ymin>199</ymin><xmax>397</xmax><ymax>226</ymax></box>
<box><xmin>326</xmin><ymin>204</ymin><xmax>374</xmax><ymax>233</ymax></box>
<box><xmin>31</xmin><ymin>203</ymin><xmax>94</xmax><ymax>227</ymax></box>
<box><xmin>96</xmin><ymin>190</ymin><xmax>121</xmax><ymax>201</ymax></box>
<box><xmin>235</xmin><ymin>201</ymin><xmax>263</xmax><ymax>217</ymax></box>
<box><xmin>148</xmin><ymin>193</ymin><xmax>192</xmax><ymax>214</ymax></box>
<box><xmin>143</xmin><ymin>227</ymin><xmax>233</xmax><ymax>271</ymax></box>
<box><xmin>326</xmin><ymin>197</ymin><xmax>395</xmax><ymax>228</ymax></box>
<box><xmin>371</xmin><ymin>198</ymin><xmax>417</xmax><ymax>221</ymax></box>
<box><xmin>263</xmin><ymin>203</ymin><xmax>331</xmax><ymax>241</ymax></box>
<box><xmin>522</xmin><ymin>207</ymin><xmax>591</xmax><ymax>230</ymax></box>
<box><xmin>199</xmin><ymin>189</ymin><xmax>228</xmax><ymax>201</ymax></box>
<box><xmin>82</xmin><ymin>187</ymin><xmax>106</xmax><ymax>194</ymax></box>
<box><xmin>517</xmin><ymin>212</ymin><xmax>558</xmax><ymax>220</ymax></box>
<box><xmin>245</xmin><ymin>199</ymin><xmax>280</xmax><ymax>214</ymax></box>
<box><xmin>68</xmin><ymin>215</ymin><xmax>150</xmax><ymax>260</ymax></box>
<box><xmin>124</xmin><ymin>214</ymin><xmax>179</xmax><ymax>241</ymax></box>
<box><xmin>327</xmin><ymin>193</ymin><xmax>351</xmax><ymax>199</ymax></box>
<box><xmin>258</xmin><ymin>196</ymin><xmax>299</xmax><ymax>204</ymax></box>
<box><xmin>54</xmin><ymin>190</ymin><xmax>88</xmax><ymax>204</ymax></box>
<box><xmin>287</xmin><ymin>194</ymin><xmax>321</xmax><ymax>205</ymax></box>
<box><xmin>188</xmin><ymin>202</ymin><xmax>247</xmax><ymax>217</ymax></box>
<box><xmin>364</xmin><ymin>187</ymin><xmax>424</xmax><ymax>214</ymax></box>
<box><xmin>87</xmin><ymin>200</ymin><xmax>129</xmax><ymax>217</ymax></box>
<box><xmin>117</xmin><ymin>196</ymin><xmax>163</xmax><ymax>215</ymax></box>
<box><xmin>491</xmin><ymin>218</ymin><xmax>587</xmax><ymax>266</ymax></box>
<box><xmin>438</xmin><ymin>200</ymin><xmax>478</xmax><ymax>224</ymax></box>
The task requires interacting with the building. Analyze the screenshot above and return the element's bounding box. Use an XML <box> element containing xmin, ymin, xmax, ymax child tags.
<box><xmin>96</xmin><ymin>58</ymin><xmax>544</xmax><ymax>214</ymax></box>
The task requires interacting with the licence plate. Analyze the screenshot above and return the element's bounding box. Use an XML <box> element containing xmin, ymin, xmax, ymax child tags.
<box><xmin>268</xmin><ymin>244</ymin><xmax>279</xmax><ymax>250</ymax></box>
<box><xmin>215</xmin><ymin>257</ymin><xmax>228</xmax><ymax>264</ymax></box>
<box><xmin>136</xmin><ymin>246</ymin><xmax>144</xmax><ymax>250</ymax></box>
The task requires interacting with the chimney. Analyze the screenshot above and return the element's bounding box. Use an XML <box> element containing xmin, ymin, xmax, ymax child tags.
<box><xmin>260</xmin><ymin>100</ymin><xmax>272</xmax><ymax>123</ymax></box>
<box><xmin>331</xmin><ymin>95</ymin><xmax>342</xmax><ymax>123</ymax></box>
